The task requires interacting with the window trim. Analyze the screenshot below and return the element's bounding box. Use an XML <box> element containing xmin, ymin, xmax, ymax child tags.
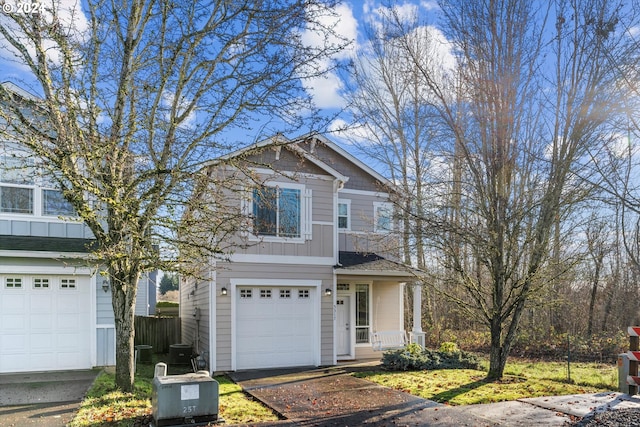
<box><xmin>248</xmin><ymin>182</ymin><xmax>308</xmax><ymax>243</ymax></box>
<box><xmin>338</xmin><ymin>199</ymin><xmax>351</xmax><ymax>231</ymax></box>
<box><xmin>0</xmin><ymin>144</ymin><xmax>78</xmax><ymax>219</ymax></box>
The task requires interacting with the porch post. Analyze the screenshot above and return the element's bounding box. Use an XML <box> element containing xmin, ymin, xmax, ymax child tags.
<box><xmin>411</xmin><ymin>282</ymin><xmax>425</xmax><ymax>347</ymax></box>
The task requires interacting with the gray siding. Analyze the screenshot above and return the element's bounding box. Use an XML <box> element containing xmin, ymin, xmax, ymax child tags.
<box><xmin>180</xmin><ymin>271</ymin><xmax>212</xmax><ymax>358</ymax></box>
<box><xmin>0</xmin><ymin>218</ymin><xmax>94</xmax><ymax>239</ymax></box>
<box><xmin>338</xmin><ymin>190</ymin><xmax>400</xmax><ymax>258</ymax></box>
<box><xmin>97</xmin><ymin>327</ymin><xmax>116</xmax><ymax>366</ymax></box>
<box><xmin>96</xmin><ymin>290</ymin><xmax>114</xmax><ymax>324</ymax></box>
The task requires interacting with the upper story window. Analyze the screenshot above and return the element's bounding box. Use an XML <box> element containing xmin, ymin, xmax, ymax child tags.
<box><xmin>338</xmin><ymin>199</ymin><xmax>350</xmax><ymax>230</ymax></box>
<box><xmin>0</xmin><ymin>145</ymin><xmax>75</xmax><ymax>217</ymax></box>
<box><xmin>0</xmin><ymin>151</ymin><xmax>35</xmax><ymax>214</ymax></box>
<box><xmin>374</xmin><ymin>202</ymin><xmax>393</xmax><ymax>233</ymax></box>
<box><xmin>253</xmin><ymin>185</ymin><xmax>301</xmax><ymax>238</ymax></box>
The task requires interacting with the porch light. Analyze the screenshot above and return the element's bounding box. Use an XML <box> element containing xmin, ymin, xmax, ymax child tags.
<box><xmin>102</xmin><ymin>279</ymin><xmax>109</xmax><ymax>293</ymax></box>
<box><xmin>324</xmin><ymin>288</ymin><xmax>332</xmax><ymax>296</ymax></box>
<box><xmin>221</xmin><ymin>287</ymin><xmax>228</xmax><ymax>296</ymax></box>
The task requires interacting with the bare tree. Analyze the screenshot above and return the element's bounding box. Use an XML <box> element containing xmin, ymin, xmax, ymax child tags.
<box><xmin>341</xmin><ymin>7</ymin><xmax>452</xmax><ymax>327</ymax></box>
<box><xmin>0</xmin><ymin>0</ymin><xmax>345</xmax><ymax>390</ymax></box>
<box><xmin>370</xmin><ymin>0</ymin><xmax>635</xmax><ymax>379</ymax></box>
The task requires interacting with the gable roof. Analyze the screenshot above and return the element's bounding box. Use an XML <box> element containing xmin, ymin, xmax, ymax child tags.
<box><xmin>215</xmin><ymin>133</ymin><xmax>394</xmax><ymax>191</ymax></box>
<box><xmin>296</xmin><ymin>133</ymin><xmax>392</xmax><ymax>188</ymax></box>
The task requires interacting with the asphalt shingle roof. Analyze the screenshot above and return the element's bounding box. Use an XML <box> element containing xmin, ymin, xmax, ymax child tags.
<box><xmin>0</xmin><ymin>235</ymin><xmax>96</xmax><ymax>253</ymax></box>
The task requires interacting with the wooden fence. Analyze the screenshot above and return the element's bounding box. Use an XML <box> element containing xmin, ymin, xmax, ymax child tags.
<box><xmin>134</xmin><ymin>316</ymin><xmax>181</xmax><ymax>354</ymax></box>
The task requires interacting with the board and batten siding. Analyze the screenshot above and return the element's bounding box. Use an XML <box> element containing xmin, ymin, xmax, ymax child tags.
<box><xmin>213</xmin><ymin>262</ymin><xmax>335</xmax><ymax>371</ymax></box>
<box><xmin>0</xmin><ymin>218</ymin><xmax>94</xmax><ymax>239</ymax></box>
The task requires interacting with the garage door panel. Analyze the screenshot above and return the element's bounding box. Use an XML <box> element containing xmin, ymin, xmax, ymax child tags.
<box><xmin>236</xmin><ymin>286</ymin><xmax>317</xmax><ymax>370</ymax></box>
<box><xmin>57</xmin><ymin>313</ymin><xmax>81</xmax><ymax>329</ymax></box>
<box><xmin>30</xmin><ymin>294</ymin><xmax>53</xmax><ymax>312</ymax></box>
<box><xmin>2</xmin><ymin>294</ymin><xmax>26</xmax><ymax>313</ymax></box>
<box><xmin>31</xmin><ymin>333</ymin><xmax>53</xmax><ymax>350</ymax></box>
<box><xmin>2</xmin><ymin>313</ymin><xmax>26</xmax><ymax>330</ymax></box>
<box><xmin>0</xmin><ymin>275</ymin><xmax>92</xmax><ymax>373</ymax></box>
<box><xmin>1</xmin><ymin>333</ymin><xmax>26</xmax><ymax>351</ymax></box>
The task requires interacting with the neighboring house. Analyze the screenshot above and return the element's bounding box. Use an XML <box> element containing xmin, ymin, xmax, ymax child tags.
<box><xmin>181</xmin><ymin>134</ymin><xmax>424</xmax><ymax>372</ymax></box>
<box><xmin>0</xmin><ymin>82</ymin><xmax>156</xmax><ymax>373</ymax></box>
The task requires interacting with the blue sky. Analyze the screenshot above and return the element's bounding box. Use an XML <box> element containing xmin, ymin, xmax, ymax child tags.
<box><xmin>0</xmin><ymin>1</ymin><xmax>444</xmax><ymax>155</ymax></box>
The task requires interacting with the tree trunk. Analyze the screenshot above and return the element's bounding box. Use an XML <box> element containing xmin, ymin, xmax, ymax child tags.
<box><xmin>487</xmin><ymin>317</ymin><xmax>508</xmax><ymax>380</ymax></box>
<box><xmin>111</xmin><ymin>269</ymin><xmax>140</xmax><ymax>392</ymax></box>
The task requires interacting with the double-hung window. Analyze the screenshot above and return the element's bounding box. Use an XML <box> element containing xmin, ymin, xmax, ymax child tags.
<box><xmin>373</xmin><ymin>202</ymin><xmax>393</xmax><ymax>233</ymax></box>
<box><xmin>0</xmin><ymin>151</ymin><xmax>35</xmax><ymax>214</ymax></box>
<box><xmin>41</xmin><ymin>174</ymin><xmax>75</xmax><ymax>217</ymax></box>
<box><xmin>253</xmin><ymin>185</ymin><xmax>301</xmax><ymax>238</ymax></box>
<box><xmin>0</xmin><ymin>144</ymin><xmax>76</xmax><ymax>217</ymax></box>
<box><xmin>338</xmin><ymin>199</ymin><xmax>350</xmax><ymax>230</ymax></box>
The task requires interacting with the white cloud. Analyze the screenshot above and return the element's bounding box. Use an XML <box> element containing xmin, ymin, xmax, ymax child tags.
<box><xmin>300</xmin><ymin>2</ymin><xmax>359</xmax><ymax>109</ymax></box>
<box><xmin>0</xmin><ymin>0</ymin><xmax>89</xmax><ymax>73</ymax></box>
<box><xmin>162</xmin><ymin>91</ymin><xmax>197</xmax><ymax>130</ymax></box>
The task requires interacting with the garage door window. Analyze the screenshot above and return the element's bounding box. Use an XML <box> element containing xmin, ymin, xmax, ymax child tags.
<box><xmin>5</xmin><ymin>277</ymin><xmax>22</xmax><ymax>288</ymax></box>
<box><xmin>280</xmin><ymin>289</ymin><xmax>291</xmax><ymax>298</ymax></box>
<box><xmin>34</xmin><ymin>278</ymin><xmax>50</xmax><ymax>289</ymax></box>
<box><xmin>60</xmin><ymin>278</ymin><xmax>76</xmax><ymax>289</ymax></box>
<box><xmin>260</xmin><ymin>289</ymin><xmax>272</xmax><ymax>298</ymax></box>
<box><xmin>298</xmin><ymin>289</ymin><xmax>309</xmax><ymax>298</ymax></box>
<box><xmin>240</xmin><ymin>289</ymin><xmax>252</xmax><ymax>298</ymax></box>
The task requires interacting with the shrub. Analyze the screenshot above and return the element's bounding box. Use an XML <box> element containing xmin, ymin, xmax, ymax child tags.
<box><xmin>439</xmin><ymin>341</ymin><xmax>460</xmax><ymax>354</ymax></box>
<box><xmin>382</xmin><ymin>344</ymin><xmax>482</xmax><ymax>371</ymax></box>
<box><xmin>156</xmin><ymin>301</ymin><xmax>178</xmax><ymax>308</ymax></box>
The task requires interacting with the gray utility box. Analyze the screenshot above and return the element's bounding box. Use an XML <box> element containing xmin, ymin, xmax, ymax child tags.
<box><xmin>152</xmin><ymin>371</ymin><xmax>219</xmax><ymax>426</ymax></box>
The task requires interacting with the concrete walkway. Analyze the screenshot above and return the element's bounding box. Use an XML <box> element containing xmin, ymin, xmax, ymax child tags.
<box><xmin>0</xmin><ymin>369</ymin><xmax>100</xmax><ymax>427</ymax></box>
<box><xmin>229</xmin><ymin>363</ymin><xmax>640</xmax><ymax>426</ymax></box>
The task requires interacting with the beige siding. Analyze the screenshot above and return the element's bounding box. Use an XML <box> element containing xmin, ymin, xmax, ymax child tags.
<box><xmin>214</xmin><ymin>262</ymin><xmax>334</xmax><ymax>371</ymax></box>
<box><xmin>355</xmin><ymin>280</ymin><xmax>404</xmax><ymax>360</ymax></box>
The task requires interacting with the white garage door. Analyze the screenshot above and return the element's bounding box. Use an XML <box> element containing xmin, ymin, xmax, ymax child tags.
<box><xmin>236</xmin><ymin>286</ymin><xmax>317</xmax><ymax>370</ymax></box>
<box><xmin>0</xmin><ymin>275</ymin><xmax>92</xmax><ymax>373</ymax></box>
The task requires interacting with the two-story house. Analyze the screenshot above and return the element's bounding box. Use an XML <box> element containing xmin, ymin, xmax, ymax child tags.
<box><xmin>181</xmin><ymin>134</ymin><xmax>423</xmax><ymax>372</ymax></box>
<box><xmin>0</xmin><ymin>82</ymin><xmax>156</xmax><ymax>373</ymax></box>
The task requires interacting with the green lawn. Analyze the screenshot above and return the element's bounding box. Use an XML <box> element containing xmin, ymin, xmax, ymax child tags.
<box><xmin>68</xmin><ymin>364</ymin><xmax>279</xmax><ymax>426</ymax></box>
<box><xmin>354</xmin><ymin>360</ymin><xmax>618</xmax><ymax>405</ymax></box>
<box><xmin>69</xmin><ymin>359</ymin><xmax>618</xmax><ymax>426</ymax></box>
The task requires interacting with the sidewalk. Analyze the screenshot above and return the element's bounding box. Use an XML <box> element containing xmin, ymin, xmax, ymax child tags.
<box><xmin>229</xmin><ymin>363</ymin><xmax>640</xmax><ymax>426</ymax></box>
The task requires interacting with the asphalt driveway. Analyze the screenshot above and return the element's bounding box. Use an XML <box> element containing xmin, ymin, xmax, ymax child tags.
<box><xmin>0</xmin><ymin>369</ymin><xmax>100</xmax><ymax>426</ymax></box>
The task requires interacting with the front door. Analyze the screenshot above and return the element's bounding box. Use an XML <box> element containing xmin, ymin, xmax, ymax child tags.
<box><xmin>336</xmin><ymin>296</ymin><xmax>351</xmax><ymax>356</ymax></box>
